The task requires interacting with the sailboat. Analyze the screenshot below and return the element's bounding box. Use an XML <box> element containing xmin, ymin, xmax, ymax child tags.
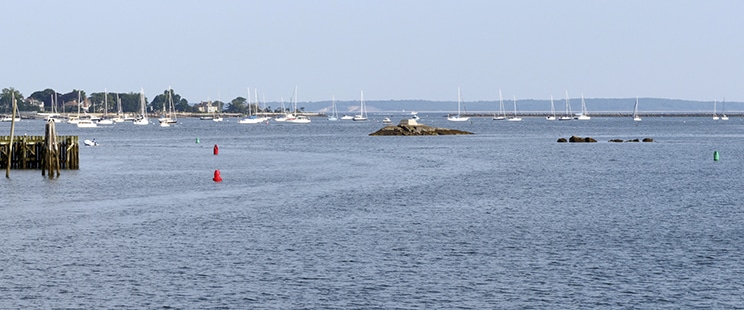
<box><xmin>352</xmin><ymin>90</ymin><xmax>368</xmax><ymax>121</ymax></box>
<box><xmin>97</xmin><ymin>89</ymin><xmax>114</xmax><ymax>125</ymax></box>
<box><xmin>712</xmin><ymin>100</ymin><xmax>720</xmax><ymax>120</ymax></box>
<box><xmin>44</xmin><ymin>93</ymin><xmax>65</xmax><ymax>123</ymax></box>
<box><xmin>274</xmin><ymin>97</ymin><xmax>288</xmax><ymax>122</ymax></box>
<box><xmin>73</xmin><ymin>91</ymin><xmax>97</xmax><ymax>128</ymax></box>
<box><xmin>111</xmin><ymin>94</ymin><xmax>126</xmax><ymax>123</ymax></box>
<box><xmin>546</xmin><ymin>95</ymin><xmax>556</xmax><ymax>120</ymax></box>
<box><xmin>133</xmin><ymin>88</ymin><xmax>149</xmax><ymax>125</ymax></box>
<box><xmin>67</xmin><ymin>91</ymin><xmax>83</xmax><ymax>124</ymax></box>
<box><xmin>633</xmin><ymin>97</ymin><xmax>642</xmax><ymax>121</ymax></box>
<box><xmin>239</xmin><ymin>88</ymin><xmax>268</xmax><ymax>124</ymax></box>
<box><xmin>212</xmin><ymin>99</ymin><xmax>224</xmax><ymax>122</ymax></box>
<box><xmin>721</xmin><ymin>98</ymin><xmax>729</xmax><ymax>120</ymax></box>
<box><xmin>558</xmin><ymin>91</ymin><xmax>573</xmax><ymax>121</ymax></box>
<box><xmin>507</xmin><ymin>95</ymin><xmax>522</xmax><ymax>121</ymax></box>
<box><xmin>286</xmin><ymin>86</ymin><xmax>311</xmax><ymax>123</ymax></box>
<box><xmin>447</xmin><ymin>87</ymin><xmax>469</xmax><ymax>122</ymax></box>
<box><xmin>575</xmin><ymin>94</ymin><xmax>590</xmax><ymax>120</ymax></box>
<box><xmin>327</xmin><ymin>96</ymin><xmax>339</xmax><ymax>121</ymax></box>
<box><xmin>493</xmin><ymin>89</ymin><xmax>506</xmax><ymax>120</ymax></box>
<box><xmin>159</xmin><ymin>87</ymin><xmax>178</xmax><ymax>126</ymax></box>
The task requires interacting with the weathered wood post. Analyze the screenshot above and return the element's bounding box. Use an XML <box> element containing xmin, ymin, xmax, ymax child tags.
<box><xmin>5</xmin><ymin>93</ymin><xmax>17</xmax><ymax>178</ymax></box>
<box><xmin>42</xmin><ymin>120</ymin><xmax>61</xmax><ymax>178</ymax></box>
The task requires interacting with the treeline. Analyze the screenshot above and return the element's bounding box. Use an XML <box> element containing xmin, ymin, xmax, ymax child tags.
<box><xmin>1</xmin><ymin>87</ymin><xmax>293</xmax><ymax>115</ymax></box>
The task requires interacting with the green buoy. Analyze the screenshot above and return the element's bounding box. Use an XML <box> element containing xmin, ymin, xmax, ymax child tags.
<box><xmin>196</xmin><ymin>137</ymin><xmax>200</xmax><ymax>144</ymax></box>
<box><xmin>714</xmin><ymin>151</ymin><xmax>719</xmax><ymax>161</ymax></box>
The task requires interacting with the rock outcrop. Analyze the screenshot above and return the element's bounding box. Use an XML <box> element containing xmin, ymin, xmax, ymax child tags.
<box><xmin>610</xmin><ymin>138</ymin><xmax>654</xmax><ymax>142</ymax></box>
<box><xmin>566</xmin><ymin>136</ymin><xmax>597</xmax><ymax>143</ymax></box>
<box><xmin>369</xmin><ymin>119</ymin><xmax>473</xmax><ymax>136</ymax></box>
<box><xmin>560</xmin><ymin>136</ymin><xmax>654</xmax><ymax>143</ymax></box>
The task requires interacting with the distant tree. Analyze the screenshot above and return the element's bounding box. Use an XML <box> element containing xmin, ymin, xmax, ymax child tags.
<box><xmin>117</xmin><ymin>92</ymin><xmax>142</xmax><ymax>113</ymax></box>
<box><xmin>150</xmin><ymin>88</ymin><xmax>187</xmax><ymax>112</ymax></box>
<box><xmin>175</xmin><ymin>99</ymin><xmax>193</xmax><ymax>113</ymax></box>
<box><xmin>225</xmin><ymin>96</ymin><xmax>247</xmax><ymax>114</ymax></box>
<box><xmin>213</xmin><ymin>100</ymin><xmax>225</xmax><ymax>112</ymax></box>
<box><xmin>89</xmin><ymin>91</ymin><xmax>116</xmax><ymax>114</ymax></box>
<box><xmin>0</xmin><ymin>87</ymin><xmax>24</xmax><ymax>112</ymax></box>
<box><xmin>28</xmin><ymin>88</ymin><xmax>58</xmax><ymax>111</ymax></box>
<box><xmin>57</xmin><ymin>89</ymin><xmax>86</xmax><ymax>114</ymax></box>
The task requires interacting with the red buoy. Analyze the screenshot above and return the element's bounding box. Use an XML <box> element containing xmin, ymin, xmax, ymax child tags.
<box><xmin>213</xmin><ymin>144</ymin><xmax>219</xmax><ymax>155</ymax></box>
<box><xmin>213</xmin><ymin>169</ymin><xmax>222</xmax><ymax>182</ymax></box>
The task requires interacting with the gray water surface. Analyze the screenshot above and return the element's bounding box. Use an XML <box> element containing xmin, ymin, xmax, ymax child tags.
<box><xmin>2</xmin><ymin>116</ymin><xmax>743</xmax><ymax>308</ymax></box>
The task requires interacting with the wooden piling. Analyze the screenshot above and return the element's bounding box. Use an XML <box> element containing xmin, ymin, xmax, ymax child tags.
<box><xmin>42</xmin><ymin>121</ymin><xmax>61</xmax><ymax>177</ymax></box>
<box><xmin>5</xmin><ymin>93</ymin><xmax>17</xmax><ymax>178</ymax></box>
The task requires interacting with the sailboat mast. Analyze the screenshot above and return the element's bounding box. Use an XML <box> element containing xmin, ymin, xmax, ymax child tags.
<box><xmin>499</xmin><ymin>89</ymin><xmax>505</xmax><ymax>117</ymax></box>
<box><xmin>247</xmin><ymin>87</ymin><xmax>251</xmax><ymax>116</ymax></box>
<box><xmin>457</xmin><ymin>87</ymin><xmax>462</xmax><ymax>116</ymax></box>
<box><xmin>104</xmin><ymin>88</ymin><xmax>108</xmax><ymax>117</ymax></box>
<box><xmin>551</xmin><ymin>95</ymin><xmax>555</xmax><ymax>117</ymax></box>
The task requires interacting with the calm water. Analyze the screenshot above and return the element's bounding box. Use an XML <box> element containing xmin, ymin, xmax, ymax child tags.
<box><xmin>2</xmin><ymin>116</ymin><xmax>743</xmax><ymax>308</ymax></box>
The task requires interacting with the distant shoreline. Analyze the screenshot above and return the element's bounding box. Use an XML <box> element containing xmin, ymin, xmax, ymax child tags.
<box><xmin>459</xmin><ymin>112</ymin><xmax>743</xmax><ymax>118</ymax></box>
<box><xmin>13</xmin><ymin>111</ymin><xmax>742</xmax><ymax>120</ymax></box>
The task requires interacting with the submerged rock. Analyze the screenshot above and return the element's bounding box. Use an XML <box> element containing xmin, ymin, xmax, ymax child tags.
<box><xmin>562</xmin><ymin>136</ymin><xmax>654</xmax><ymax>143</ymax></box>
<box><xmin>369</xmin><ymin>119</ymin><xmax>473</xmax><ymax>136</ymax></box>
<box><xmin>566</xmin><ymin>136</ymin><xmax>597</xmax><ymax>143</ymax></box>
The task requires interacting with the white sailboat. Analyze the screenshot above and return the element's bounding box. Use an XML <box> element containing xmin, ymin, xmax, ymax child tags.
<box><xmin>212</xmin><ymin>100</ymin><xmax>223</xmax><ymax>122</ymax></box>
<box><xmin>133</xmin><ymin>88</ymin><xmax>149</xmax><ymax>125</ymax></box>
<box><xmin>159</xmin><ymin>87</ymin><xmax>178</xmax><ymax>125</ymax></box>
<box><xmin>286</xmin><ymin>86</ymin><xmax>311</xmax><ymax>123</ymax></box>
<box><xmin>158</xmin><ymin>94</ymin><xmax>171</xmax><ymax>127</ymax></box>
<box><xmin>493</xmin><ymin>89</ymin><xmax>506</xmax><ymax>120</ymax></box>
<box><xmin>239</xmin><ymin>87</ymin><xmax>268</xmax><ymax>124</ymax></box>
<box><xmin>507</xmin><ymin>95</ymin><xmax>522</xmax><ymax>121</ymax></box>
<box><xmin>575</xmin><ymin>94</ymin><xmax>590</xmax><ymax>120</ymax></box>
<box><xmin>70</xmin><ymin>91</ymin><xmax>97</xmax><ymax>127</ymax></box>
<box><xmin>712</xmin><ymin>100</ymin><xmax>720</xmax><ymax>120</ymax></box>
<box><xmin>97</xmin><ymin>89</ymin><xmax>114</xmax><ymax>125</ymax></box>
<box><xmin>44</xmin><ymin>93</ymin><xmax>65</xmax><ymax>123</ymax></box>
<box><xmin>352</xmin><ymin>90</ymin><xmax>368</xmax><ymax>121</ymax></box>
<box><xmin>721</xmin><ymin>98</ymin><xmax>729</xmax><ymax>120</ymax></box>
<box><xmin>633</xmin><ymin>97</ymin><xmax>642</xmax><ymax>121</ymax></box>
<box><xmin>447</xmin><ymin>87</ymin><xmax>469</xmax><ymax>122</ymax></box>
<box><xmin>67</xmin><ymin>91</ymin><xmax>83</xmax><ymax>124</ymax></box>
<box><xmin>274</xmin><ymin>97</ymin><xmax>288</xmax><ymax>122</ymax></box>
<box><xmin>546</xmin><ymin>95</ymin><xmax>556</xmax><ymax>120</ymax></box>
<box><xmin>112</xmin><ymin>94</ymin><xmax>126</xmax><ymax>123</ymax></box>
<box><xmin>558</xmin><ymin>91</ymin><xmax>573</xmax><ymax>121</ymax></box>
<box><xmin>327</xmin><ymin>95</ymin><xmax>339</xmax><ymax>121</ymax></box>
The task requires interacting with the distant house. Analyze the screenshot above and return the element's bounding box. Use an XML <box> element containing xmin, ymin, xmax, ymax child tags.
<box><xmin>27</xmin><ymin>98</ymin><xmax>45</xmax><ymax>111</ymax></box>
<box><xmin>195</xmin><ymin>101</ymin><xmax>219</xmax><ymax>113</ymax></box>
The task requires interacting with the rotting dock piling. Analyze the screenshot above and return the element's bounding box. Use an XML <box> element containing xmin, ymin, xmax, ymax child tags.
<box><xmin>0</xmin><ymin>135</ymin><xmax>79</xmax><ymax>170</ymax></box>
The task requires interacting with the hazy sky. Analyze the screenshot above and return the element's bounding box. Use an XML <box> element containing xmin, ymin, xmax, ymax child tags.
<box><xmin>3</xmin><ymin>0</ymin><xmax>743</xmax><ymax>102</ymax></box>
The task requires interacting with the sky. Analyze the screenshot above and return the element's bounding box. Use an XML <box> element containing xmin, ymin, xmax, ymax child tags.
<box><xmin>2</xmin><ymin>0</ymin><xmax>743</xmax><ymax>103</ymax></box>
